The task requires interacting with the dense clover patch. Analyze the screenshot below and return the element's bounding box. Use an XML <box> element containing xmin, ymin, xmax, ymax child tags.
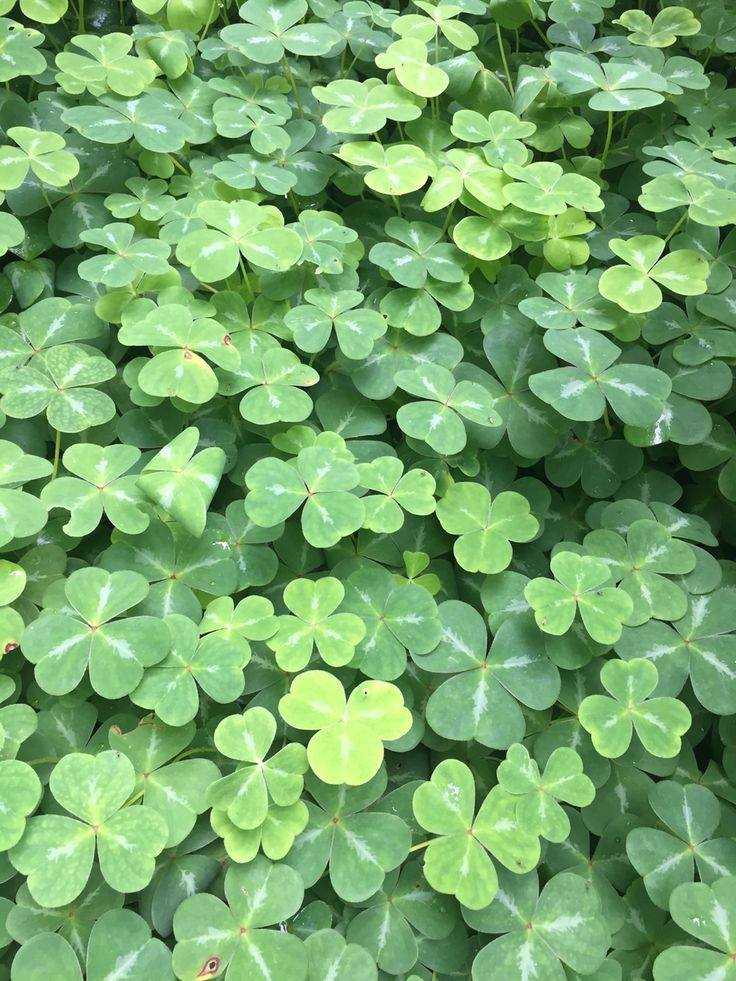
<box><xmin>1</xmin><ymin>0</ymin><xmax>736</xmax><ymax>978</ymax></box>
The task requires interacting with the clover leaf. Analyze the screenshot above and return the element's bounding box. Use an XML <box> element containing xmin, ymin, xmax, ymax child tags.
<box><xmin>0</xmin><ymin>128</ymin><xmax>79</xmax><ymax>190</ymax></box>
<box><xmin>21</xmin><ymin>567</ymin><xmax>170</xmax><ymax>698</ymax></box>
<box><xmin>578</xmin><ymin>658</ymin><xmax>691</xmax><ymax>758</ymax></box>
<box><xmin>654</xmin><ymin>877</ymin><xmax>736</xmax><ymax>979</ymax></box>
<box><xmin>598</xmin><ymin>235</ymin><xmax>710</xmax><ymax>313</ymax></box>
<box><xmin>220</xmin><ymin>0</ymin><xmax>340</xmax><ymax>64</ymax></box>
<box><xmin>0</xmin><ymin>439</ymin><xmax>51</xmax><ymax>545</ymax></box>
<box><xmin>412</xmin><ymin>758</ymin><xmax>540</xmax><ymax>910</ymax></box>
<box><xmin>614</xmin><ymin>7</ymin><xmax>700</xmax><ymax>47</ymax></box>
<box><xmin>9</xmin><ymin>751</ymin><xmax>168</xmax><ymax>907</ymax></box>
<box><xmin>279</xmin><ymin>670</ymin><xmax>412</xmax><ymax>785</ymax></box>
<box><xmin>78</xmin><ymin>223</ymin><xmax>171</xmax><ymax>287</ymax></box>
<box><xmin>285</xmin><ymin>289</ymin><xmax>387</xmax><ymax>359</ymax></box>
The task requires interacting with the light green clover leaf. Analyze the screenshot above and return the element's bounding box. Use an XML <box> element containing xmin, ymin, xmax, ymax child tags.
<box><xmin>0</xmin><ymin>210</ymin><xmax>24</xmax><ymax>255</ymax></box>
<box><xmin>21</xmin><ymin>567</ymin><xmax>170</xmax><ymax>698</ymax></box>
<box><xmin>548</xmin><ymin>51</ymin><xmax>669</xmax><ymax>111</ymax></box>
<box><xmin>62</xmin><ymin>91</ymin><xmax>189</xmax><ymax>153</ymax></box>
<box><xmin>528</xmin><ymin>327</ymin><xmax>672</xmax><ymax>426</ymax></box>
<box><xmin>627</xmin><ymin>782</ymin><xmax>736</xmax><ymax>909</ymax></box>
<box><xmin>218</xmin><ymin>342</ymin><xmax>319</xmax><ymax>425</ymax></box>
<box><xmin>613</xmin><ymin>7</ymin><xmax>700</xmax><ymax>47</ymax></box>
<box><xmin>524</xmin><ymin>551</ymin><xmax>634</xmax><ymax>645</ymax></box>
<box><xmin>436</xmin><ymin>482</ymin><xmax>538</xmax><ymax>574</ymax></box>
<box><xmin>41</xmin><ymin>443</ymin><xmax>149</xmax><ymax>536</ymax></box>
<box><xmin>220</xmin><ymin>0</ymin><xmax>341</xmax><ymax>64</ymax></box>
<box><xmin>130</xmin><ymin>613</ymin><xmax>248</xmax><ymax>726</ymax></box>
<box><xmin>9</xmin><ymin>933</ymin><xmax>82</xmax><ymax>981</ymax></box>
<box><xmin>654</xmin><ymin>878</ymin><xmax>736</xmax><ymax>979</ymax></box>
<box><xmin>412</xmin><ymin>758</ymin><xmax>541</xmax><ymax>910</ymax></box>
<box><xmin>9</xmin><ymin>751</ymin><xmax>168</xmax><ymax>907</ymax></box>
<box><xmin>0</xmin><ymin>759</ymin><xmax>42</xmax><ymax>851</ymax></box>
<box><xmin>338</xmin><ymin>141</ymin><xmax>433</xmax><ymax>196</ymax></box>
<box><xmin>467</xmin><ymin>869</ymin><xmax>611</xmax><ymax>980</ymax></box>
<box><xmin>0</xmin><ymin>128</ymin><xmax>79</xmax><ymax>190</ymax></box>
<box><xmin>279</xmin><ymin>670</ymin><xmax>412</xmax><ymax>785</ymax></box>
<box><xmin>285</xmin><ymin>289</ymin><xmax>387</xmax><ymax>360</ymax></box>
<box><xmin>244</xmin><ymin>437</ymin><xmax>365</xmax><ymax>548</ymax></box>
<box><xmin>313</xmin><ymin>78</ymin><xmax>422</xmax><ymax>134</ymax></box>
<box><xmin>172</xmin><ymin>857</ymin><xmax>306</xmax><ymax>981</ymax></box>
<box><xmin>375</xmin><ymin>38</ymin><xmax>449</xmax><ymax>97</ymax></box>
<box><xmin>267</xmin><ymin>577</ymin><xmax>366</xmax><ymax>671</ymax></box>
<box><xmin>0</xmin><ymin>345</ymin><xmax>116</xmax><ymax>432</ymax></box>
<box><xmin>392</xmin><ymin>2</ymin><xmax>479</xmax><ymax>50</ymax></box>
<box><xmin>0</xmin><ymin>19</ymin><xmax>46</xmax><ymax>82</ymax></box>
<box><xmin>395</xmin><ymin>364</ymin><xmax>501</xmax><ymax>454</ymax></box>
<box><xmin>496</xmin><ymin>743</ymin><xmax>595</xmax><ymax>842</ymax></box>
<box><xmin>55</xmin><ymin>33</ymin><xmax>157</xmax><ymax>96</ymax></box>
<box><xmin>502</xmin><ymin>161</ymin><xmax>604</xmax><ymax>216</ymax></box>
<box><xmin>199</xmin><ymin>594</ymin><xmax>279</xmax><ymax>662</ymax></box>
<box><xmin>85</xmin><ymin>908</ymin><xmax>174</xmax><ymax>980</ymax></box>
<box><xmin>578</xmin><ymin>657</ymin><xmax>691</xmax><ymax>758</ymax></box>
<box><xmin>78</xmin><ymin>222</ymin><xmax>171</xmax><ymax>288</ymax></box>
<box><xmin>357</xmin><ymin>456</ymin><xmax>436</xmax><ymax>533</ymax></box>
<box><xmin>136</xmin><ymin>427</ymin><xmax>226</xmax><ymax>538</ymax></box>
<box><xmin>598</xmin><ymin>235</ymin><xmax>709</xmax><ymax>313</ymax></box>
<box><xmin>639</xmin><ymin>174</ymin><xmax>736</xmax><ymax>228</ymax></box>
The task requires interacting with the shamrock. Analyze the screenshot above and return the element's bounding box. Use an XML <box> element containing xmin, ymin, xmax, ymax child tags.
<box><xmin>41</xmin><ymin>443</ymin><xmax>149</xmax><ymax>536</ymax></box>
<box><xmin>392</xmin><ymin>2</ymin><xmax>479</xmax><ymax>50</ymax></box>
<box><xmin>369</xmin><ymin>218</ymin><xmax>466</xmax><ymax>289</ymax></box>
<box><xmin>172</xmin><ymin>858</ymin><xmax>305</xmax><ymax>981</ymax></box>
<box><xmin>267</xmin><ymin>577</ymin><xmax>366</xmax><ymax>671</ymax></box>
<box><xmin>357</xmin><ymin>456</ymin><xmax>436</xmax><ymax>533</ymax></box>
<box><xmin>614</xmin><ymin>7</ymin><xmax>700</xmax><ymax>47</ymax></box>
<box><xmin>220</xmin><ymin>0</ymin><xmax>341</xmax><ymax>64</ymax></box>
<box><xmin>627</xmin><ymin>781</ymin><xmax>736</xmax><ymax>909</ymax></box>
<box><xmin>375</xmin><ymin>39</ymin><xmax>449</xmax><ymax>98</ymax></box>
<box><xmin>279</xmin><ymin>670</ymin><xmax>412</xmax><ymax>785</ymax></box>
<box><xmin>524</xmin><ymin>551</ymin><xmax>634</xmax><ymax>644</ymax></box>
<box><xmin>598</xmin><ymin>236</ymin><xmax>710</xmax><ymax>313</ymax></box>
<box><xmin>639</xmin><ymin>174</ymin><xmax>736</xmax><ymax>228</ymax></box>
<box><xmin>9</xmin><ymin>751</ymin><xmax>168</xmax><ymax>907</ymax></box>
<box><xmin>199</xmin><ymin>594</ymin><xmax>279</xmax><ymax>661</ymax></box>
<box><xmin>654</xmin><ymin>878</ymin><xmax>736</xmax><ymax>979</ymax></box>
<box><xmin>286</xmin><ymin>769</ymin><xmax>411</xmax><ymax>902</ymax></box>
<box><xmin>0</xmin><ymin>345</ymin><xmax>116</xmax><ymax>432</ymax></box>
<box><xmin>119</xmin><ymin>303</ymin><xmax>240</xmax><ymax>404</ymax></box>
<box><xmin>130</xmin><ymin>614</ymin><xmax>248</xmax><ymax>726</ymax></box>
<box><xmin>109</xmin><ymin>718</ymin><xmax>220</xmax><ymax>848</ymax></box>
<box><xmin>244</xmin><ymin>436</ymin><xmax>365</xmax><ymax>548</ymax></box>
<box><xmin>55</xmin><ymin>33</ymin><xmax>157</xmax><ymax>96</ymax></box>
<box><xmin>616</xmin><ymin>591</ymin><xmax>736</xmax><ymax>715</ymax></box>
<box><xmin>62</xmin><ymin>92</ymin><xmax>189</xmax><ymax>153</ymax></box>
<box><xmin>496</xmin><ymin>743</ymin><xmax>595</xmax><ymax>842</ymax></box>
<box><xmin>529</xmin><ymin>327</ymin><xmax>672</xmax><ymax>427</ymax></box>
<box><xmin>0</xmin><ymin>439</ymin><xmax>51</xmax><ymax>546</ymax></box>
<box><xmin>0</xmin><ymin>297</ymin><xmax>103</xmax><ymax>371</ymax></box>
<box><xmin>205</xmin><ymin>506</ymin><xmax>282</xmax><ymax>591</ymax></box>
<box><xmin>0</xmin><ymin>759</ymin><xmax>42</xmax><ymax>851</ymax></box>
<box><xmin>338</xmin><ymin>141</ymin><xmax>433</xmax><ymax>196</ymax></box>
<box><xmin>412</xmin><ymin>758</ymin><xmax>540</xmax><ymax>910</ymax></box>
<box><xmin>343</xmin><ymin>566</ymin><xmax>442</xmax><ymax>679</ymax></box>
<box><xmin>218</xmin><ymin>341</ymin><xmax>319</xmax><ymax>425</ymax></box>
<box><xmin>415</xmin><ymin>601</ymin><xmax>560</xmax><ymax>749</ymax></box>
<box><xmin>436</xmin><ymin>482</ymin><xmax>538</xmax><ymax>574</ymax></box>
<box><xmin>578</xmin><ymin>658</ymin><xmax>691</xmax><ymax>758</ymax></box>
<box><xmin>21</xmin><ymin>567</ymin><xmax>170</xmax><ymax>698</ymax></box>
<box><xmin>0</xmin><ymin>128</ymin><xmax>79</xmax><ymax>190</ymax></box>
<box><xmin>136</xmin><ymin>428</ymin><xmax>226</xmax><ymax>538</ymax></box>
<box><xmin>305</xmin><ymin>930</ymin><xmax>378</xmax><ymax>981</ymax></box>
<box><xmin>104</xmin><ymin>176</ymin><xmax>175</xmax><ymax>220</ymax></box>
<box><xmin>467</xmin><ymin>869</ymin><xmax>611</xmax><ymax>979</ymax></box>
<box><xmin>313</xmin><ymin>78</ymin><xmax>422</xmax><ymax>134</ymax></box>
<box><xmin>584</xmin><ymin>518</ymin><xmax>695</xmax><ymax>625</ymax></box>
<box><xmin>548</xmin><ymin>51</ymin><xmax>669</xmax><ymax>111</ymax></box>
<box><xmin>502</xmin><ymin>162</ymin><xmax>604</xmax><ymax>216</ymax></box>
<box><xmin>0</xmin><ymin>210</ymin><xmax>24</xmax><ymax>255</ymax></box>
<box><xmin>176</xmin><ymin>200</ymin><xmax>303</xmax><ymax>282</ymax></box>
<box><xmin>78</xmin><ymin>222</ymin><xmax>171</xmax><ymax>288</ymax></box>
<box><xmin>395</xmin><ymin>364</ymin><xmax>501</xmax><ymax>455</ymax></box>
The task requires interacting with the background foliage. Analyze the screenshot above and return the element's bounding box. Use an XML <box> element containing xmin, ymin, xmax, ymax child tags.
<box><xmin>1</xmin><ymin>0</ymin><xmax>736</xmax><ymax>977</ymax></box>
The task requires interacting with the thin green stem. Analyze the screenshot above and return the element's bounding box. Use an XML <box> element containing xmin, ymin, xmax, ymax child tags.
<box><xmin>50</xmin><ymin>430</ymin><xmax>61</xmax><ymax>480</ymax></box>
<box><xmin>167</xmin><ymin>154</ymin><xmax>189</xmax><ymax>176</ymax></box>
<box><xmin>344</xmin><ymin>39</ymin><xmax>368</xmax><ymax>77</ymax></box>
<box><xmin>392</xmin><ymin>195</ymin><xmax>403</xmax><ymax>218</ymax></box>
<box><xmin>408</xmin><ymin>838</ymin><xmax>433</xmax><ymax>853</ymax></box>
<box><xmin>282</xmin><ymin>55</ymin><xmax>304</xmax><ymax>117</ymax></box>
<box><xmin>239</xmin><ymin>255</ymin><xmax>252</xmax><ymax>296</ymax></box>
<box><xmin>663</xmin><ymin>210</ymin><xmax>687</xmax><ymax>244</ymax></box>
<box><xmin>602</xmin><ymin>405</ymin><xmax>613</xmax><ymax>436</ymax></box>
<box><xmin>25</xmin><ymin>757</ymin><xmax>61</xmax><ymax>766</ymax></box>
<box><xmin>198</xmin><ymin>0</ymin><xmax>218</xmax><ymax>42</ymax></box>
<box><xmin>173</xmin><ymin>746</ymin><xmax>220</xmax><ymax>762</ymax></box>
<box><xmin>124</xmin><ymin>790</ymin><xmax>144</xmax><ymax>807</ymax></box>
<box><xmin>77</xmin><ymin>0</ymin><xmax>85</xmax><ymax>32</ymax></box>
<box><xmin>496</xmin><ymin>25</ymin><xmax>514</xmax><ymax>96</ymax></box>
<box><xmin>530</xmin><ymin>19</ymin><xmax>551</xmax><ymax>48</ymax></box>
<box><xmin>600</xmin><ymin>111</ymin><xmax>614</xmax><ymax>169</ymax></box>
<box><xmin>441</xmin><ymin>201</ymin><xmax>456</xmax><ymax>236</ymax></box>
<box><xmin>288</xmin><ymin>189</ymin><xmax>301</xmax><ymax>216</ymax></box>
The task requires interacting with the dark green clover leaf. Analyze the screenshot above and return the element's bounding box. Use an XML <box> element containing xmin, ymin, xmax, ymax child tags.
<box><xmin>528</xmin><ymin>327</ymin><xmax>672</xmax><ymax>427</ymax></box>
<box><xmin>136</xmin><ymin>428</ymin><xmax>226</xmax><ymax>538</ymax></box>
<box><xmin>436</xmin><ymin>482</ymin><xmax>538</xmax><ymax>574</ymax></box>
<box><xmin>496</xmin><ymin>743</ymin><xmax>595</xmax><ymax>842</ymax></box>
<box><xmin>0</xmin><ymin>345</ymin><xmax>116</xmax><ymax>432</ymax></box>
<box><xmin>467</xmin><ymin>870</ymin><xmax>611</xmax><ymax>980</ymax></box>
<box><xmin>267</xmin><ymin>577</ymin><xmax>366</xmax><ymax>671</ymax></box>
<box><xmin>41</xmin><ymin>443</ymin><xmax>149</xmax><ymax>536</ymax></box>
<box><xmin>0</xmin><ymin>759</ymin><xmax>42</xmax><ymax>851</ymax></box>
<box><xmin>415</xmin><ymin>601</ymin><xmax>559</xmax><ymax>749</ymax></box>
<box><xmin>279</xmin><ymin>670</ymin><xmax>412</xmax><ymax>785</ymax></box>
<box><xmin>395</xmin><ymin>364</ymin><xmax>501</xmax><ymax>455</ymax></box>
<box><xmin>244</xmin><ymin>435</ymin><xmax>365</xmax><ymax>548</ymax></box>
<box><xmin>286</xmin><ymin>769</ymin><xmax>411</xmax><ymax>902</ymax></box>
<box><xmin>654</xmin><ymin>878</ymin><xmax>736</xmax><ymax>979</ymax></box>
<box><xmin>578</xmin><ymin>658</ymin><xmax>691</xmax><ymax>758</ymax></box>
<box><xmin>172</xmin><ymin>857</ymin><xmax>306</xmax><ymax>981</ymax></box>
<box><xmin>412</xmin><ymin>758</ymin><xmax>541</xmax><ymax>910</ymax></box>
<box><xmin>524</xmin><ymin>551</ymin><xmax>634</xmax><ymax>645</ymax></box>
<box><xmin>9</xmin><ymin>751</ymin><xmax>168</xmax><ymax>907</ymax></box>
<box><xmin>21</xmin><ymin>567</ymin><xmax>170</xmax><ymax>698</ymax></box>
<box><xmin>85</xmin><ymin>908</ymin><xmax>174</xmax><ymax>980</ymax></box>
<box><xmin>627</xmin><ymin>781</ymin><xmax>736</xmax><ymax>909</ymax></box>
<box><xmin>305</xmin><ymin>929</ymin><xmax>377</xmax><ymax>981</ymax></box>
<box><xmin>9</xmin><ymin>933</ymin><xmax>82</xmax><ymax>981</ymax></box>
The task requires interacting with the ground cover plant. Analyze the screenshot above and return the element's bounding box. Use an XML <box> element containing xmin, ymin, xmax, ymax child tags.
<box><xmin>1</xmin><ymin>0</ymin><xmax>736</xmax><ymax>977</ymax></box>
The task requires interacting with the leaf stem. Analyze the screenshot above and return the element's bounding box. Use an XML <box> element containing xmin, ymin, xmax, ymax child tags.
<box><xmin>408</xmin><ymin>838</ymin><xmax>433</xmax><ymax>853</ymax></box>
<box><xmin>167</xmin><ymin>154</ymin><xmax>190</xmax><ymax>176</ymax></box>
<box><xmin>50</xmin><ymin>430</ymin><xmax>61</xmax><ymax>480</ymax></box>
<box><xmin>77</xmin><ymin>0</ymin><xmax>85</xmax><ymax>32</ymax></box>
<box><xmin>600</xmin><ymin>111</ymin><xmax>614</xmax><ymax>170</ymax></box>
<box><xmin>239</xmin><ymin>255</ymin><xmax>253</xmax><ymax>296</ymax></box>
<box><xmin>282</xmin><ymin>55</ymin><xmax>304</xmax><ymax>118</ymax></box>
<box><xmin>663</xmin><ymin>211</ymin><xmax>687</xmax><ymax>244</ymax></box>
<box><xmin>496</xmin><ymin>25</ymin><xmax>514</xmax><ymax>97</ymax></box>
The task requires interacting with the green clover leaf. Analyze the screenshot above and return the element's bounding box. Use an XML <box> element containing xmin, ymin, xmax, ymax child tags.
<box><xmin>0</xmin><ymin>128</ymin><xmax>79</xmax><ymax>190</ymax></box>
<box><xmin>598</xmin><ymin>235</ymin><xmax>709</xmax><ymax>313</ymax></box>
<box><xmin>654</xmin><ymin>878</ymin><xmax>736</xmax><ymax>979</ymax></box>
